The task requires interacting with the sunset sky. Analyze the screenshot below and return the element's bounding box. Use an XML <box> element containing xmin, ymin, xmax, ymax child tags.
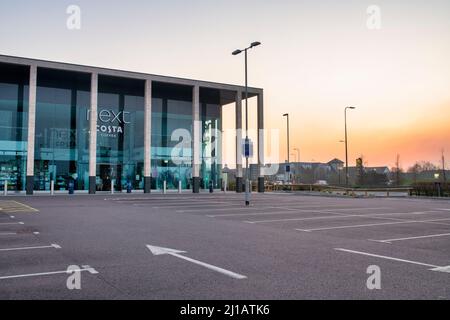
<box><xmin>1</xmin><ymin>0</ymin><xmax>449</xmax><ymax>170</ymax></box>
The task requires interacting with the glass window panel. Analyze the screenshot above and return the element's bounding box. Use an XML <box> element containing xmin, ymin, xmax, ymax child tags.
<box><xmin>34</xmin><ymin>68</ymin><xmax>90</xmax><ymax>191</ymax></box>
<box><xmin>96</xmin><ymin>75</ymin><xmax>145</xmax><ymax>191</ymax></box>
<box><xmin>0</xmin><ymin>63</ymin><xmax>29</xmax><ymax>192</ymax></box>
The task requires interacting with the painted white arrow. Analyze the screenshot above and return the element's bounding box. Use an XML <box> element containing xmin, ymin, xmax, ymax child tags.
<box><xmin>146</xmin><ymin>245</ymin><xmax>247</xmax><ymax>280</ymax></box>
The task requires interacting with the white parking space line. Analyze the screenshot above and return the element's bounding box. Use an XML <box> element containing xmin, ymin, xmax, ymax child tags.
<box><xmin>245</xmin><ymin>211</ymin><xmax>440</xmax><ymax>224</ymax></box>
<box><xmin>0</xmin><ymin>222</ymin><xmax>24</xmax><ymax>225</ymax></box>
<box><xmin>270</xmin><ymin>206</ymin><xmax>391</xmax><ymax>212</ymax></box>
<box><xmin>191</xmin><ymin>205</ymin><xmax>389</xmax><ymax>215</ymax></box>
<box><xmin>0</xmin><ymin>231</ymin><xmax>40</xmax><ymax>236</ymax></box>
<box><xmin>369</xmin><ymin>233</ymin><xmax>450</xmax><ymax>244</ymax></box>
<box><xmin>178</xmin><ymin>206</ymin><xmax>263</xmax><ymax>213</ymax></box>
<box><xmin>138</xmin><ymin>202</ymin><xmax>241</xmax><ymax>209</ymax></box>
<box><xmin>207</xmin><ymin>210</ymin><xmax>307</xmax><ymax>218</ymax></box>
<box><xmin>0</xmin><ymin>244</ymin><xmax>61</xmax><ymax>252</ymax></box>
<box><xmin>123</xmin><ymin>199</ymin><xmax>234</xmax><ymax>204</ymax></box>
<box><xmin>296</xmin><ymin>218</ymin><xmax>450</xmax><ymax>232</ymax></box>
<box><xmin>0</xmin><ymin>265</ymin><xmax>99</xmax><ymax>280</ymax></box>
<box><xmin>335</xmin><ymin>248</ymin><xmax>450</xmax><ymax>273</ymax></box>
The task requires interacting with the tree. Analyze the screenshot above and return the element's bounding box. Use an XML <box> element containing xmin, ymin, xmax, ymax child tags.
<box><xmin>408</xmin><ymin>162</ymin><xmax>421</xmax><ymax>184</ymax></box>
<box><xmin>391</xmin><ymin>154</ymin><xmax>403</xmax><ymax>186</ymax></box>
<box><xmin>442</xmin><ymin>149</ymin><xmax>447</xmax><ymax>183</ymax></box>
<box><xmin>356</xmin><ymin>156</ymin><xmax>364</xmax><ymax>186</ymax></box>
<box><xmin>365</xmin><ymin>170</ymin><xmax>389</xmax><ymax>186</ymax></box>
<box><xmin>420</xmin><ymin>161</ymin><xmax>438</xmax><ymax>171</ymax></box>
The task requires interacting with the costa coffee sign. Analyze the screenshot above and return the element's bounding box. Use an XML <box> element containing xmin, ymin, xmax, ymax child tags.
<box><xmin>87</xmin><ymin>109</ymin><xmax>131</xmax><ymax>136</ymax></box>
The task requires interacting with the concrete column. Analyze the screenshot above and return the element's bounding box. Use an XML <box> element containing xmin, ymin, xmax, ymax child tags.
<box><xmin>192</xmin><ymin>85</ymin><xmax>200</xmax><ymax>193</ymax></box>
<box><xmin>89</xmin><ymin>73</ymin><xmax>98</xmax><ymax>194</ymax></box>
<box><xmin>26</xmin><ymin>64</ymin><xmax>37</xmax><ymax>195</ymax></box>
<box><xmin>257</xmin><ymin>92</ymin><xmax>265</xmax><ymax>193</ymax></box>
<box><xmin>235</xmin><ymin>91</ymin><xmax>243</xmax><ymax>193</ymax></box>
<box><xmin>218</xmin><ymin>104</ymin><xmax>223</xmax><ymax>189</ymax></box>
<box><xmin>144</xmin><ymin>79</ymin><xmax>152</xmax><ymax>193</ymax></box>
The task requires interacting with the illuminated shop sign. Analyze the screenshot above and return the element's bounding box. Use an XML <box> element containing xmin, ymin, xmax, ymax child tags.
<box><xmin>87</xmin><ymin>109</ymin><xmax>131</xmax><ymax>137</ymax></box>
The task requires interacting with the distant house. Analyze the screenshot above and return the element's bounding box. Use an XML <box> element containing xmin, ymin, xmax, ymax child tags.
<box><xmin>252</xmin><ymin>159</ymin><xmax>346</xmax><ymax>184</ymax></box>
<box><xmin>366</xmin><ymin>167</ymin><xmax>390</xmax><ymax>175</ymax></box>
<box><xmin>327</xmin><ymin>158</ymin><xmax>344</xmax><ymax>172</ymax></box>
<box><xmin>347</xmin><ymin>166</ymin><xmax>390</xmax><ymax>186</ymax></box>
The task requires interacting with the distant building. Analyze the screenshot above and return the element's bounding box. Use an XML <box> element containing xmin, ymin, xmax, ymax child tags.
<box><xmin>402</xmin><ymin>170</ymin><xmax>450</xmax><ymax>184</ymax></box>
<box><xmin>0</xmin><ymin>55</ymin><xmax>265</xmax><ymax>194</ymax></box>
<box><xmin>244</xmin><ymin>159</ymin><xmax>391</xmax><ymax>186</ymax></box>
<box><xmin>250</xmin><ymin>159</ymin><xmax>345</xmax><ymax>185</ymax></box>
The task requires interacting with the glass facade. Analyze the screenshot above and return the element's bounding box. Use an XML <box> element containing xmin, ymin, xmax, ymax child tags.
<box><xmin>0</xmin><ymin>61</ymin><xmax>244</xmax><ymax>193</ymax></box>
<box><xmin>96</xmin><ymin>76</ymin><xmax>145</xmax><ymax>191</ymax></box>
<box><xmin>151</xmin><ymin>83</ymin><xmax>193</xmax><ymax>190</ymax></box>
<box><xmin>34</xmin><ymin>68</ymin><xmax>90</xmax><ymax>191</ymax></box>
<box><xmin>200</xmin><ymin>88</ymin><xmax>222</xmax><ymax>189</ymax></box>
<box><xmin>0</xmin><ymin>63</ymin><xmax>29</xmax><ymax>192</ymax></box>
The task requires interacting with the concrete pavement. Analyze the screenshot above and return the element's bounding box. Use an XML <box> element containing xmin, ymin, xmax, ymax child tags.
<box><xmin>0</xmin><ymin>193</ymin><xmax>449</xmax><ymax>299</ymax></box>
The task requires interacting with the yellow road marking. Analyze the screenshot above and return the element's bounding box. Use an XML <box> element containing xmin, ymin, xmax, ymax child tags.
<box><xmin>0</xmin><ymin>201</ymin><xmax>38</xmax><ymax>213</ymax></box>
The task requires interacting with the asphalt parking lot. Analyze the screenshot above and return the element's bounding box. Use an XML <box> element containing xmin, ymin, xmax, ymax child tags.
<box><xmin>0</xmin><ymin>192</ymin><xmax>449</xmax><ymax>299</ymax></box>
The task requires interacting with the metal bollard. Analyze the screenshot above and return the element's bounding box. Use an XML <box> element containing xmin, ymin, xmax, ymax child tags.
<box><xmin>68</xmin><ymin>181</ymin><xmax>74</xmax><ymax>195</ymax></box>
<box><xmin>224</xmin><ymin>181</ymin><xmax>227</xmax><ymax>193</ymax></box>
<box><xmin>50</xmin><ymin>180</ymin><xmax>55</xmax><ymax>196</ymax></box>
<box><xmin>163</xmin><ymin>181</ymin><xmax>167</xmax><ymax>194</ymax></box>
<box><xmin>4</xmin><ymin>180</ymin><xmax>7</xmax><ymax>196</ymax></box>
<box><xmin>178</xmin><ymin>180</ymin><xmax>182</xmax><ymax>194</ymax></box>
<box><xmin>111</xmin><ymin>179</ymin><xmax>115</xmax><ymax>194</ymax></box>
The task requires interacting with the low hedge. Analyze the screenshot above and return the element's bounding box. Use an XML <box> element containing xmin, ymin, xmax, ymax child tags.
<box><xmin>411</xmin><ymin>182</ymin><xmax>449</xmax><ymax>197</ymax></box>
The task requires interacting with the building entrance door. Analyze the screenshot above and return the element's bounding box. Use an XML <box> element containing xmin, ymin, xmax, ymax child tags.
<box><xmin>98</xmin><ymin>164</ymin><xmax>123</xmax><ymax>191</ymax></box>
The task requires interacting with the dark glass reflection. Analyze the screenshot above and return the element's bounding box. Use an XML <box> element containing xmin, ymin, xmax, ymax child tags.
<box><xmin>97</xmin><ymin>75</ymin><xmax>145</xmax><ymax>191</ymax></box>
<box><xmin>0</xmin><ymin>63</ymin><xmax>29</xmax><ymax>191</ymax></box>
<box><xmin>200</xmin><ymin>88</ymin><xmax>222</xmax><ymax>189</ymax></box>
<box><xmin>151</xmin><ymin>82</ymin><xmax>193</xmax><ymax>190</ymax></box>
<box><xmin>34</xmin><ymin>68</ymin><xmax>90</xmax><ymax>191</ymax></box>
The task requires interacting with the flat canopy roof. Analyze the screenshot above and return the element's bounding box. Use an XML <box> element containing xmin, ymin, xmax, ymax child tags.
<box><xmin>0</xmin><ymin>54</ymin><xmax>262</xmax><ymax>105</ymax></box>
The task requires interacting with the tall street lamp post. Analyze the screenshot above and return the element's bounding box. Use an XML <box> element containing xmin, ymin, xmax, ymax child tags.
<box><xmin>344</xmin><ymin>107</ymin><xmax>356</xmax><ymax>187</ymax></box>
<box><xmin>283</xmin><ymin>113</ymin><xmax>290</xmax><ymax>182</ymax></box>
<box><xmin>232</xmin><ymin>41</ymin><xmax>261</xmax><ymax>206</ymax></box>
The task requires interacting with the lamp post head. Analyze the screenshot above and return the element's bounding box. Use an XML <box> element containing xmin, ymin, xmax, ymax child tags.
<box><xmin>232</xmin><ymin>49</ymin><xmax>242</xmax><ymax>56</ymax></box>
<box><xmin>250</xmin><ymin>41</ymin><xmax>261</xmax><ymax>48</ymax></box>
<box><xmin>348</xmin><ymin>106</ymin><xmax>356</xmax><ymax>110</ymax></box>
<box><xmin>283</xmin><ymin>113</ymin><xmax>289</xmax><ymax>117</ymax></box>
